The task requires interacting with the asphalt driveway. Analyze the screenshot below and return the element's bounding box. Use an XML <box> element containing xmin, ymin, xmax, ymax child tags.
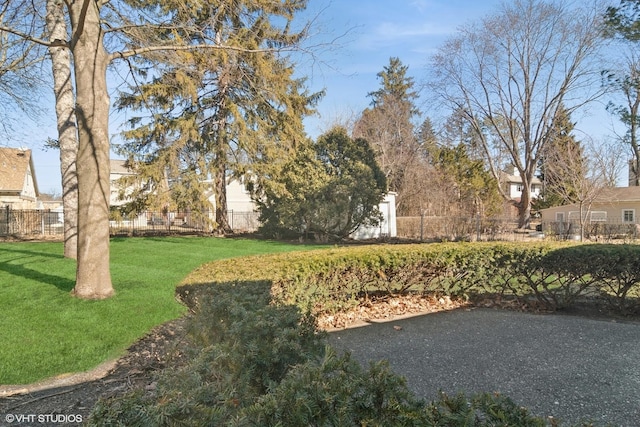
<box><xmin>328</xmin><ymin>308</ymin><xmax>640</xmax><ymax>426</ymax></box>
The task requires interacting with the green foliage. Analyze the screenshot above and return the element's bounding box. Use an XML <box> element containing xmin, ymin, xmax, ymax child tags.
<box><xmin>535</xmin><ymin>105</ymin><xmax>585</xmax><ymax>210</ymax></box>
<box><xmin>181</xmin><ymin>242</ymin><xmax>640</xmax><ymax>317</ymax></box>
<box><xmin>368</xmin><ymin>56</ymin><xmax>419</xmax><ymax>114</ymax></box>
<box><xmin>255</xmin><ymin>126</ymin><xmax>387</xmax><ymax>240</ymax></box>
<box><xmin>93</xmin><ymin>262</ymin><xmax>608</xmax><ymax>426</ymax></box>
<box><xmin>605</xmin><ymin>0</ymin><xmax>640</xmax><ymax>41</ymax></box>
<box><xmin>90</xmin><ymin>282</ymin><xmax>327</xmax><ymax>426</ymax></box>
<box><xmin>426</xmin><ymin>392</ymin><xmax>550</xmax><ymax>427</ymax></box>
<box><xmin>186</xmin><ymin>283</ymin><xmax>326</xmax><ymax>394</ymax></box>
<box><xmin>114</xmin><ymin>0</ymin><xmax>320</xmax><ymax>229</ymax></box>
<box><xmin>431</xmin><ymin>143</ymin><xmax>502</xmax><ymax>217</ymax></box>
<box><xmin>246</xmin><ymin>348</ymin><xmax>428</xmax><ymax>426</ymax></box>
<box><xmin>542</xmin><ymin>244</ymin><xmax>640</xmax><ymax>313</ymax></box>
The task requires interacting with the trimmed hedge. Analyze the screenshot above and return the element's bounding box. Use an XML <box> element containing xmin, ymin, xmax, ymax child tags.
<box><xmin>179</xmin><ymin>242</ymin><xmax>640</xmax><ymax>316</ymax></box>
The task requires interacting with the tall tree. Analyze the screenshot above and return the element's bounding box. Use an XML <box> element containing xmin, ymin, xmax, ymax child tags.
<box><xmin>255</xmin><ymin>127</ymin><xmax>386</xmax><ymax>240</ymax></box>
<box><xmin>46</xmin><ymin>0</ymin><xmax>78</xmax><ymax>259</ymax></box>
<box><xmin>604</xmin><ymin>1</ymin><xmax>640</xmax><ymax>184</ymax></box>
<box><xmin>536</xmin><ymin>106</ymin><xmax>584</xmax><ymax>208</ymax></box>
<box><xmin>353</xmin><ymin>57</ymin><xmax>422</xmax><ymax>215</ymax></box>
<box><xmin>603</xmin><ymin>55</ymin><xmax>640</xmax><ymax>185</ymax></box>
<box><xmin>429</xmin><ymin>0</ymin><xmax>605</xmax><ymax>228</ymax></box>
<box><xmin>1</xmin><ymin>0</ymin><xmax>314</xmax><ymax>298</ymax></box>
<box><xmin>115</xmin><ymin>3</ymin><xmax>319</xmax><ymax>232</ymax></box>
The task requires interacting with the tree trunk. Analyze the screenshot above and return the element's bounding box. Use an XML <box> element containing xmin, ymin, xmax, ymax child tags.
<box><xmin>214</xmin><ymin>160</ymin><xmax>231</xmax><ymax>233</ymax></box>
<box><xmin>67</xmin><ymin>0</ymin><xmax>113</xmax><ymax>298</ymax></box>
<box><xmin>516</xmin><ymin>183</ymin><xmax>532</xmax><ymax>229</ymax></box>
<box><xmin>46</xmin><ymin>0</ymin><xmax>78</xmax><ymax>259</ymax></box>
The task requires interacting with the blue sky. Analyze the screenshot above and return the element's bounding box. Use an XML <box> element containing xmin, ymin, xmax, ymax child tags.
<box><xmin>15</xmin><ymin>0</ymin><xmax>620</xmax><ymax>195</ymax></box>
<box><xmin>299</xmin><ymin>0</ymin><xmax>505</xmax><ymax>137</ymax></box>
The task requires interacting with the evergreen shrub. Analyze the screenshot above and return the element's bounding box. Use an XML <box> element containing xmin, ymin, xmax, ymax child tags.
<box><xmin>91</xmin><ymin>278</ymin><xmax>598</xmax><ymax>426</ymax></box>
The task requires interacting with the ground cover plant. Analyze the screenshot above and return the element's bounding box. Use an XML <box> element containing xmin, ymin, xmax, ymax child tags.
<box><xmin>0</xmin><ymin>237</ymin><xmax>314</xmax><ymax>384</ymax></box>
<box><xmin>90</xmin><ymin>278</ymin><xmax>602</xmax><ymax>426</ymax></box>
<box><xmin>87</xmin><ymin>241</ymin><xmax>633</xmax><ymax>425</ymax></box>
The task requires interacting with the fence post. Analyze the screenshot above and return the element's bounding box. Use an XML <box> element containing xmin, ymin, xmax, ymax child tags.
<box><xmin>420</xmin><ymin>212</ymin><xmax>424</xmax><ymax>241</ymax></box>
<box><xmin>2</xmin><ymin>206</ymin><xmax>8</xmax><ymax>236</ymax></box>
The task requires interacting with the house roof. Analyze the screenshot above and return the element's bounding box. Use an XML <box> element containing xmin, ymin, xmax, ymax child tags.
<box><xmin>499</xmin><ymin>170</ymin><xmax>543</xmax><ymax>185</ymax></box>
<box><xmin>0</xmin><ymin>147</ymin><xmax>39</xmax><ymax>195</ymax></box>
<box><xmin>539</xmin><ymin>186</ymin><xmax>640</xmax><ymax>212</ymax></box>
<box><xmin>110</xmin><ymin>159</ymin><xmax>136</xmax><ymax>176</ymax></box>
<box><xmin>592</xmin><ymin>186</ymin><xmax>640</xmax><ymax>203</ymax></box>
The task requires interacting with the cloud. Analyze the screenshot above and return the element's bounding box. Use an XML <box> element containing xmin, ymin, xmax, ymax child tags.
<box><xmin>377</xmin><ymin>21</ymin><xmax>452</xmax><ymax>39</ymax></box>
<box><xmin>355</xmin><ymin>20</ymin><xmax>454</xmax><ymax>52</ymax></box>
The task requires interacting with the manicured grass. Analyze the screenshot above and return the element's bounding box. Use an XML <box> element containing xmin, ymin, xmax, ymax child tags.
<box><xmin>0</xmin><ymin>236</ymin><xmax>315</xmax><ymax>384</ymax></box>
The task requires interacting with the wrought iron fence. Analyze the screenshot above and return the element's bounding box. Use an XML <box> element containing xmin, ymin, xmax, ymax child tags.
<box><xmin>0</xmin><ymin>207</ymin><xmax>63</xmax><ymax>237</ymax></box>
<box><xmin>0</xmin><ymin>207</ymin><xmax>260</xmax><ymax>238</ymax></box>
<box><xmin>109</xmin><ymin>210</ymin><xmax>260</xmax><ymax>235</ymax></box>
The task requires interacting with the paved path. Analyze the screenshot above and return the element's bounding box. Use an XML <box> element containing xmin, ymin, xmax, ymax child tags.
<box><xmin>328</xmin><ymin>308</ymin><xmax>640</xmax><ymax>426</ymax></box>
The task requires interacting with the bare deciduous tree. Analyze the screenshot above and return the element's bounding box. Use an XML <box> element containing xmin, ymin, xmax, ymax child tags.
<box><xmin>429</xmin><ymin>0</ymin><xmax>606</xmax><ymax>228</ymax></box>
<box><xmin>0</xmin><ymin>1</ymin><xmax>44</xmax><ymax>133</ymax></box>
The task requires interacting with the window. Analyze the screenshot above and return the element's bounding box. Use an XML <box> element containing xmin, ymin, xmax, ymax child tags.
<box><xmin>590</xmin><ymin>211</ymin><xmax>607</xmax><ymax>222</ymax></box>
<box><xmin>516</xmin><ymin>184</ymin><xmax>524</xmax><ymax>192</ymax></box>
<box><xmin>623</xmin><ymin>209</ymin><xmax>635</xmax><ymax>223</ymax></box>
<box><xmin>556</xmin><ymin>212</ymin><xmax>565</xmax><ymax>222</ymax></box>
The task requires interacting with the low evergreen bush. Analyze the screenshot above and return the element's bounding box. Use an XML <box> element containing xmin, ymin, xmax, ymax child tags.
<box><xmin>90</xmin><ymin>278</ymin><xmax>600</xmax><ymax>426</ymax></box>
<box><xmin>89</xmin><ymin>242</ymin><xmax>638</xmax><ymax>425</ymax></box>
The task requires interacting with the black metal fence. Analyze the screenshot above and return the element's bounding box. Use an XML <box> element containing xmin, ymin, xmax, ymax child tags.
<box><xmin>0</xmin><ymin>207</ymin><xmax>260</xmax><ymax>238</ymax></box>
<box><xmin>109</xmin><ymin>210</ymin><xmax>260</xmax><ymax>235</ymax></box>
<box><xmin>0</xmin><ymin>207</ymin><xmax>63</xmax><ymax>236</ymax></box>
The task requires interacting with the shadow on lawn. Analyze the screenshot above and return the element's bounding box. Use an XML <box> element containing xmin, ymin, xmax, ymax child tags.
<box><xmin>0</xmin><ymin>247</ymin><xmax>75</xmax><ymax>292</ymax></box>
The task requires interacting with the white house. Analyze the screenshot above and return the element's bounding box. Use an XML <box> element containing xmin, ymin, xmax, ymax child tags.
<box><xmin>110</xmin><ymin>159</ymin><xmax>139</xmax><ymax>207</ymax></box>
<box><xmin>351</xmin><ymin>192</ymin><xmax>397</xmax><ymax>239</ymax></box>
<box><xmin>500</xmin><ymin>166</ymin><xmax>543</xmax><ymax>200</ymax></box>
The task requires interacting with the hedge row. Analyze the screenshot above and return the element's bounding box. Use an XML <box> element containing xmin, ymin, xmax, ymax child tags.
<box><xmin>179</xmin><ymin>242</ymin><xmax>640</xmax><ymax>317</ymax></box>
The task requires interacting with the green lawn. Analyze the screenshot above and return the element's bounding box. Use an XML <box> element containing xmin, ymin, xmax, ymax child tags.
<box><xmin>0</xmin><ymin>236</ymin><xmax>313</xmax><ymax>384</ymax></box>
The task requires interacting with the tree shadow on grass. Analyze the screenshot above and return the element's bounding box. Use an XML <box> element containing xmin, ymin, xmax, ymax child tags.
<box><xmin>0</xmin><ymin>247</ymin><xmax>75</xmax><ymax>292</ymax></box>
